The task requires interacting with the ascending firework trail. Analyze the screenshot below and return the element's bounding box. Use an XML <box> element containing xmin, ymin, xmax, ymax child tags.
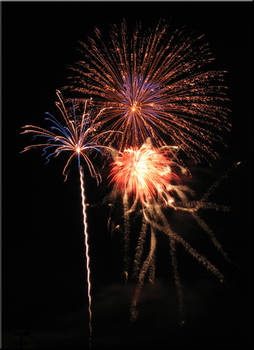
<box><xmin>21</xmin><ymin>90</ymin><xmax>113</xmax><ymax>348</ymax></box>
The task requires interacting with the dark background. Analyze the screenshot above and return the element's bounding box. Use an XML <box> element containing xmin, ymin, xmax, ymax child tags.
<box><xmin>2</xmin><ymin>1</ymin><xmax>253</xmax><ymax>349</ymax></box>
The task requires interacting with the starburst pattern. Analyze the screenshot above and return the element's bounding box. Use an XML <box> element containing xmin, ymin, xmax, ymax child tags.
<box><xmin>67</xmin><ymin>20</ymin><xmax>231</xmax><ymax>162</ymax></box>
<box><xmin>109</xmin><ymin>139</ymin><xmax>181</xmax><ymax>206</ymax></box>
<box><xmin>21</xmin><ymin>90</ymin><xmax>111</xmax><ymax>182</ymax></box>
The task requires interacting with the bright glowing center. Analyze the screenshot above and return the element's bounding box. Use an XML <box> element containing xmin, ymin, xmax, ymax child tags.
<box><xmin>109</xmin><ymin>142</ymin><xmax>179</xmax><ymax>205</ymax></box>
<box><xmin>76</xmin><ymin>144</ymin><xmax>81</xmax><ymax>154</ymax></box>
<box><xmin>131</xmin><ymin>105</ymin><xmax>136</xmax><ymax>112</ymax></box>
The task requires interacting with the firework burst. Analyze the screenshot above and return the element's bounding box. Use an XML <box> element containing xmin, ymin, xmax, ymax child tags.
<box><xmin>108</xmin><ymin>140</ymin><xmax>229</xmax><ymax>322</ymax></box>
<box><xmin>67</xmin><ymin>20</ymin><xmax>231</xmax><ymax>162</ymax></box>
<box><xmin>109</xmin><ymin>139</ymin><xmax>180</xmax><ymax>206</ymax></box>
<box><xmin>21</xmin><ymin>90</ymin><xmax>113</xmax><ymax>347</ymax></box>
<box><xmin>21</xmin><ymin>90</ymin><xmax>111</xmax><ymax>182</ymax></box>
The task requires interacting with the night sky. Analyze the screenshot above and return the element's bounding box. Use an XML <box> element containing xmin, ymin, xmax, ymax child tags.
<box><xmin>2</xmin><ymin>1</ymin><xmax>253</xmax><ymax>349</ymax></box>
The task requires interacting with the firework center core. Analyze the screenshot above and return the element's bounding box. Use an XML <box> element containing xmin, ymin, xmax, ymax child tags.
<box><xmin>76</xmin><ymin>144</ymin><xmax>81</xmax><ymax>154</ymax></box>
<box><xmin>131</xmin><ymin>104</ymin><xmax>137</xmax><ymax>112</ymax></box>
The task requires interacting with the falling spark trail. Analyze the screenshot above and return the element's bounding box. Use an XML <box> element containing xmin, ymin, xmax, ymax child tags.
<box><xmin>79</xmin><ymin>165</ymin><xmax>92</xmax><ymax>347</ymax></box>
<box><xmin>139</xmin><ymin>229</ymin><xmax>156</xmax><ymax>285</ymax></box>
<box><xmin>109</xmin><ymin>141</ymin><xmax>229</xmax><ymax>320</ymax></box>
<box><xmin>169</xmin><ymin>239</ymin><xmax>184</xmax><ymax>325</ymax></box>
<box><xmin>201</xmin><ymin>161</ymin><xmax>242</xmax><ymax>204</ymax></box>
<box><xmin>150</xmin><ymin>203</ymin><xmax>224</xmax><ymax>283</ymax></box>
<box><xmin>131</xmin><ymin>228</ymin><xmax>156</xmax><ymax>321</ymax></box>
<box><xmin>123</xmin><ymin>192</ymin><xmax>130</xmax><ymax>281</ymax></box>
<box><xmin>132</xmin><ymin>218</ymin><xmax>148</xmax><ymax>280</ymax></box>
<box><xmin>148</xmin><ymin>254</ymin><xmax>156</xmax><ymax>284</ymax></box>
<box><xmin>191</xmin><ymin>211</ymin><xmax>230</xmax><ymax>262</ymax></box>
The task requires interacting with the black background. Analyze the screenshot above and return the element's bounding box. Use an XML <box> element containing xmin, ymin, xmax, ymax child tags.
<box><xmin>2</xmin><ymin>1</ymin><xmax>253</xmax><ymax>349</ymax></box>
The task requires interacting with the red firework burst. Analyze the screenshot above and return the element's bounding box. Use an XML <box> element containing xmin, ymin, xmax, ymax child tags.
<box><xmin>109</xmin><ymin>140</ymin><xmax>180</xmax><ymax>206</ymax></box>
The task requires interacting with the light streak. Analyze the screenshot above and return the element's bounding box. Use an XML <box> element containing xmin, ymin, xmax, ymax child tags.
<box><xmin>80</xmin><ymin>165</ymin><xmax>92</xmax><ymax>345</ymax></box>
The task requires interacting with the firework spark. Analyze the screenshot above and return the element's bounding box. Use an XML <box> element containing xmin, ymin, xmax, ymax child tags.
<box><xmin>67</xmin><ymin>20</ymin><xmax>231</xmax><ymax>162</ymax></box>
<box><xmin>108</xmin><ymin>140</ymin><xmax>229</xmax><ymax>322</ymax></box>
<box><xmin>21</xmin><ymin>90</ymin><xmax>113</xmax><ymax>346</ymax></box>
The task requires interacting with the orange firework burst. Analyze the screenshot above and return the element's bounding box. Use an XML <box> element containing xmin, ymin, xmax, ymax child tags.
<box><xmin>66</xmin><ymin>20</ymin><xmax>231</xmax><ymax>162</ymax></box>
<box><xmin>108</xmin><ymin>140</ymin><xmax>230</xmax><ymax>323</ymax></box>
<box><xmin>109</xmin><ymin>140</ymin><xmax>180</xmax><ymax>206</ymax></box>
